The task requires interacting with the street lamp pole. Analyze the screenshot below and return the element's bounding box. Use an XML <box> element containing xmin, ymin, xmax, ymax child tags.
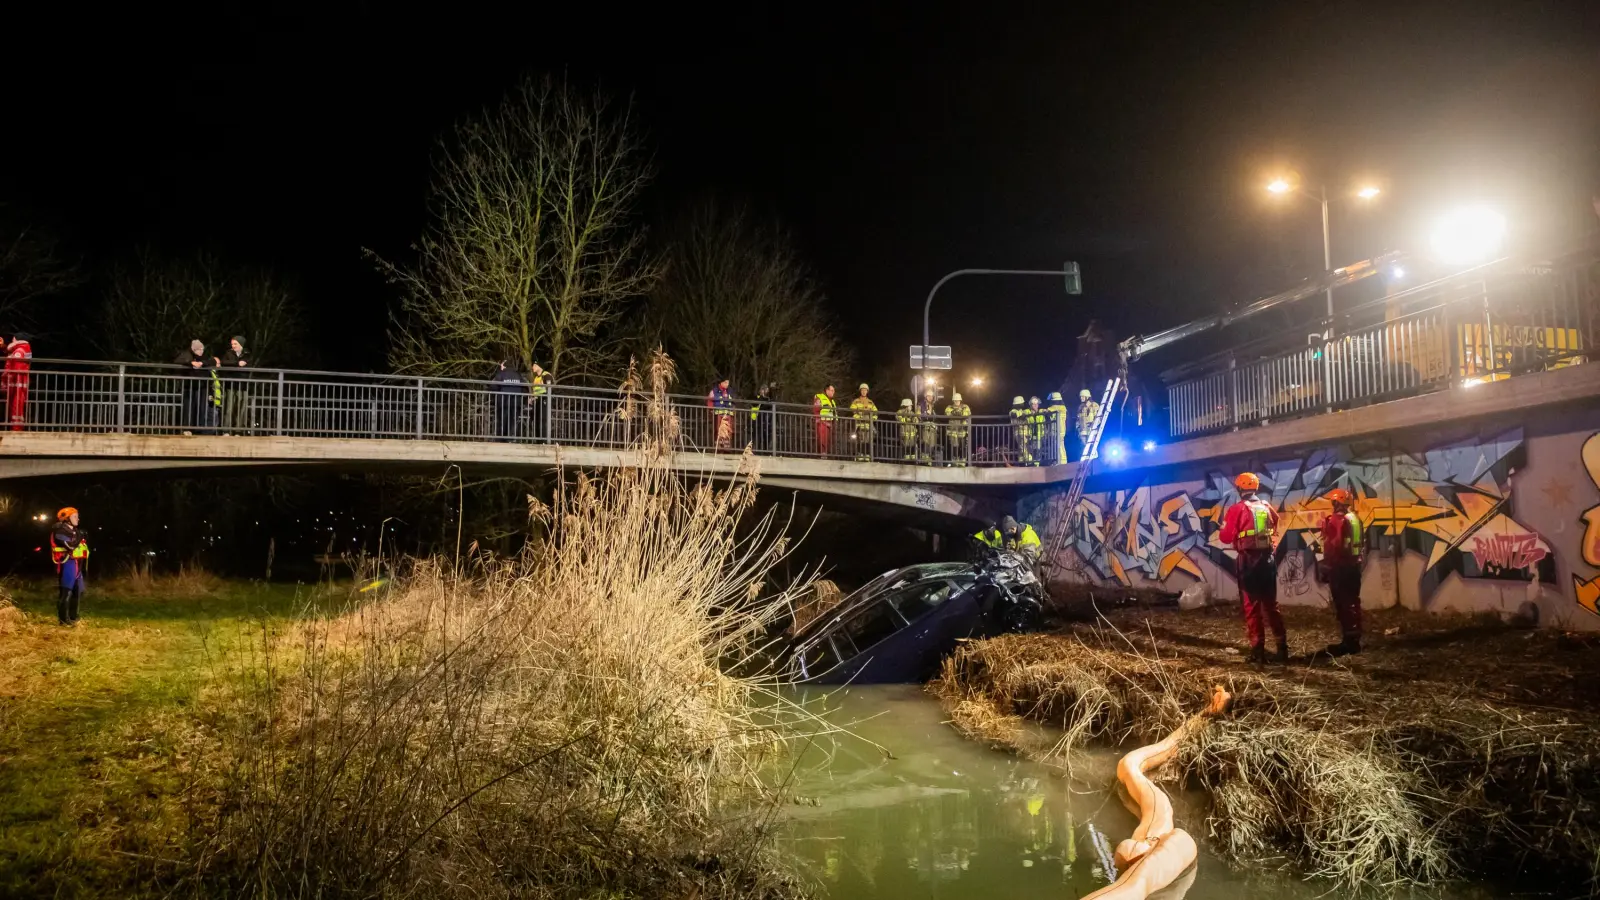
<box><xmin>922</xmin><ymin>267</ymin><xmax>1075</xmax><ymax>349</ymax></box>
<box><xmin>1320</xmin><ymin>184</ymin><xmax>1333</xmax><ymax>324</ymax></box>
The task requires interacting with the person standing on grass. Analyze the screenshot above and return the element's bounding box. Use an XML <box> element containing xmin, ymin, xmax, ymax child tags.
<box><xmin>1318</xmin><ymin>488</ymin><xmax>1365</xmax><ymax>657</ymax></box>
<box><xmin>50</xmin><ymin>507</ymin><xmax>89</xmax><ymax>626</ymax></box>
<box><xmin>1218</xmin><ymin>471</ymin><xmax>1287</xmax><ymax>664</ymax></box>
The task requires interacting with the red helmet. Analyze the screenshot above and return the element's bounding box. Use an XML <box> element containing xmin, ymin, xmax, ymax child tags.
<box><xmin>1234</xmin><ymin>472</ymin><xmax>1260</xmax><ymax>491</ymax></box>
<box><xmin>1325</xmin><ymin>488</ymin><xmax>1353</xmax><ymax>507</ymax></box>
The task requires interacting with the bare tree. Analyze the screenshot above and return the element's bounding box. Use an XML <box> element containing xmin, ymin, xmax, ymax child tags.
<box><xmin>374</xmin><ymin>76</ymin><xmax>658</xmax><ymax>382</ymax></box>
<box><xmin>0</xmin><ymin>210</ymin><xmax>84</xmax><ymax>323</ymax></box>
<box><xmin>644</xmin><ymin>201</ymin><xmax>853</xmax><ymax>399</ymax></box>
<box><xmin>99</xmin><ymin>248</ymin><xmax>306</xmax><ymax>365</ymax></box>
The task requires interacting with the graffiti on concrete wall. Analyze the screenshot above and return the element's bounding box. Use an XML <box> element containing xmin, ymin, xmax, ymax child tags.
<box><xmin>1063</xmin><ymin>427</ymin><xmax>1553</xmax><ymax>599</ymax></box>
<box><xmin>1572</xmin><ymin>433</ymin><xmax>1600</xmax><ymax>618</ymax></box>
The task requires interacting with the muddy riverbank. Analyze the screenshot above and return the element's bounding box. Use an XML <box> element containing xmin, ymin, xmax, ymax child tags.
<box><xmin>932</xmin><ymin>604</ymin><xmax>1600</xmax><ymax>895</ymax></box>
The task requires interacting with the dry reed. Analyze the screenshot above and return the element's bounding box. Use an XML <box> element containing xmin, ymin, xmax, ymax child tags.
<box><xmin>188</xmin><ymin>351</ymin><xmax>820</xmax><ymax>899</ymax></box>
<box><xmin>934</xmin><ymin>624</ymin><xmax>1600</xmax><ymax>893</ymax></box>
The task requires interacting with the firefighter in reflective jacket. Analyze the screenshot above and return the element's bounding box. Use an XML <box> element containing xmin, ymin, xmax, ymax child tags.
<box><xmin>1009</xmin><ymin>396</ymin><xmax>1034</xmax><ymax>465</ymax></box>
<box><xmin>896</xmin><ymin>399</ymin><xmax>919</xmax><ymax>461</ymax></box>
<box><xmin>972</xmin><ymin>521</ymin><xmax>1003</xmax><ymax>551</ymax></box>
<box><xmin>1044</xmin><ymin>392</ymin><xmax>1069</xmax><ymax>464</ymax></box>
<box><xmin>1217</xmin><ymin>473</ymin><xmax>1287</xmax><ymax>664</ymax></box>
<box><xmin>1001</xmin><ymin>515</ymin><xmax>1042</xmax><ymax>563</ymax></box>
<box><xmin>945</xmin><ymin>392</ymin><xmax>971</xmax><ymax>467</ymax></box>
<box><xmin>50</xmin><ymin>507</ymin><xmax>89</xmax><ymax>626</ymax></box>
<box><xmin>813</xmin><ymin>384</ymin><xmax>836</xmax><ymax>456</ymax></box>
<box><xmin>1318</xmin><ymin>488</ymin><xmax>1364</xmax><ymax>656</ymax></box>
<box><xmin>1026</xmin><ymin>396</ymin><xmax>1046</xmax><ymax>465</ymax></box>
<box><xmin>849</xmin><ymin>384</ymin><xmax>878</xmax><ymax>461</ymax></box>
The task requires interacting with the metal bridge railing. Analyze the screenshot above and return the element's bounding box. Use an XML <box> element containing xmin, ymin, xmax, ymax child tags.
<box><xmin>1166</xmin><ymin>253</ymin><xmax>1597</xmax><ymax>438</ymax></box>
<box><xmin>3</xmin><ymin>360</ymin><xmax>1079</xmax><ymax>468</ymax></box>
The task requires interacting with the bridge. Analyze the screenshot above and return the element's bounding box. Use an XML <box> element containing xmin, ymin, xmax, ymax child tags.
<box><xmin>1</xmin><ymin>244</ymin><xmax>1595</xmax><ymax>542</ymax></box>
<box><xmin>0</xmin><ymin>361</ymin><xmax>1076</xmax><ymax>524</ymax></box>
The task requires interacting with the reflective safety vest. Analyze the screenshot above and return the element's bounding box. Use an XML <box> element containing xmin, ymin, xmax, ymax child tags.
<box><xmin>708</xmin><ymin>387</ymin><xmax>735</xmax><ymax>415</ymax></box>
<box><xmin>50</xmin><ymin>529</ymin><xmax>89</xmax><ymax>566</ymax></box>
<box><xmin>1342</xmin><ymin>511</ymin><xmax>1363</xmax><ymax>552</ymax></box>
<box><xmin>1237</xmin><ymin>500</ymin><xmax>1275</xmax><ymax>550</ymax></box>
<box><xmin>849</xmin><ymin>397</ymin><xmax>878</xmax><ymax>422</ymax></box>
<box><xmin>973</xmin><ymin>527</ymin><xmax>1002</xmax><ymax>548</ymax></box>
<box><xmin>209</xmin><ymin>369</ymin><xmax>223</xmax><ymax>406</ymax></box>
<box><xmin>945</xmin><ymin>403</ymin><xmax>971</xmax><ymax>437</ymax></box>
<box><xmin>530</xmin><ymin>373</ymin><xmax>547</xmax><ymax>397</ymax></box>
<box><xmin>1077</xmin><ymin>400</ymin><xmax>1101</xmax><ymax>436</ymax></box>
<box><xmin>814</xmin><ymin>393</ymin><xmax>835</xmax><ymax>421</ymax></box>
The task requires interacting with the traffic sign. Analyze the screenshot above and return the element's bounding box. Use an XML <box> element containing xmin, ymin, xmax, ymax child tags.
<box><xmin>910</xmin><ymin>345</ymin><xmax>952</xmax><ymax>370</ymax></box>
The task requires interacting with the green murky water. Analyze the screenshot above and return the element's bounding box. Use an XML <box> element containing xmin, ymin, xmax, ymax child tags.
<box><xmin>779</xmin><ymin>685</ymin><xmax>1492</xmax><ymax>900</ymax></box>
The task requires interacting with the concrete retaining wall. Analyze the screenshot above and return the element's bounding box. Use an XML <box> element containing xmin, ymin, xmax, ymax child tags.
<box><xmin>1023</xmin><ymin>401</ymin><xmax>1600</xmax><ymax>630</ymax></box>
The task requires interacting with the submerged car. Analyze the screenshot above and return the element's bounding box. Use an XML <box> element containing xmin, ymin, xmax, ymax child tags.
<box><xmin>783</xmin><ymin>550</ymin><xmax>1045</xmax><ymax>684</ymax></box>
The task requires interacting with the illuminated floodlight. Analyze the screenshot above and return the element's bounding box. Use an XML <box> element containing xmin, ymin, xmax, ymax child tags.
<box><xmin>1142</xmin><ymin>440</ymin><xmax>1157</xmax><ymax>452</ymax></box>
<box><xmin>1391</xmin><ymin>265</ymin><xmax>1405</xmax><ymax>280</ymax></box>
<box><xmin>1266</xmin><ymin>179</ymin><xmax>1292</xmax><ymax>194</ymax></box>
<box><xmin>1102</xmin><ymin>439</ymin><xmax>1128</xmax><ymax>463</ymax></box>
<box><xmin>1429</xmin><ymin>206</ymin><xmax>1507</xmax><ymax>266</ymax></box>
<box><xmin>1357</xmin><ymin>185</ymin><xmax>1381</xmax><ymax>199</ymax></box>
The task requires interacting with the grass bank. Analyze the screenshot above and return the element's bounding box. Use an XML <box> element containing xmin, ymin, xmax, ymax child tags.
<box><xmin>933</xmin><ymin>604</ymin><xmax>1600</xmax><ymax>894</ymax></box>
<box><xmin>0</xmin><ymin>577</ymin><xmax>322</xmax><ymax>898</ymax></box>
<box><xmin>1</xmin><ymin>353</ymin><xmax>818</xmax><ymax>899</ymax></box>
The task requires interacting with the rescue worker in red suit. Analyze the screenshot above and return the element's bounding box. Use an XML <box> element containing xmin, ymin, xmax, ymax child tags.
<box><xmin>50</xmin><ymin>507</ymin><xmax>89</xmax><ymax>626</ymax></box>
<box><xmin>1318</xmin><ymin>488</ymin><xmax>1364</xmax><ymax>656</ymax></box>
<box><xmin>1217</xmin><ymin>472</ymin><xmax>1288</xmax><ymax>664</ymax></box>
<box><xmin>3</xmin><ymin>332</ymin><xmax>32</xmax><ymax>431</ymax></box>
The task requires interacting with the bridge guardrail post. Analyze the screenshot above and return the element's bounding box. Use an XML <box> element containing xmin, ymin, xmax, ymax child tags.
<box><xmin>115</xmin><ymin>365</ymin><xmax>126</xmax><ymax>433</ymax></box>
<box><xmin>415</xmin><ymin>378</ymin><xmax>424</xmax><ymax>439</ymax></box>
<box><xmin>275</xmin><ymin>371</ymin><xmax>285</xmax><ymax>435</ymax></box>
<box><xmin>1227</xmin><ymin>353</ymin><xmax>1239</xmax><ymax>429</ymax></box>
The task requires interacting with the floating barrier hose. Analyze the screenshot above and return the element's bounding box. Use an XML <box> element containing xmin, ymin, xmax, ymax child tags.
<box><xmin>1080</xmin><ymin>685</ymin><xmax>1232</xmax><ymax>900</ymax></box>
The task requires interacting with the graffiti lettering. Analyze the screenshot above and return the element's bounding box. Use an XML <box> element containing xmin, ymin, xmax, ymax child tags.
<box><xmin>1056</xmin><ymin>426</ymin><xmax>1555</xmax><ymax>604</ymax></box>
<box><xmin>1470</xmin><ymin>533</ymin><xmax>1548</xmax><ymax>574</ymax></box>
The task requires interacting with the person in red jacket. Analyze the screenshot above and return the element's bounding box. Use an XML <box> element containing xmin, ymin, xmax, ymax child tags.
<box><xmin>1217</xmin><ymin>471</ymin><xmax>1287</xmax><ymax>664</ymax></box>
<box><xmin>1318</xmin><ymin>487</ymin><xmax>1364</xmax><ymax>657</ymax></box>
<box><xmin>2</xmin><ymin>332</ymin><xmax>31</xmax><ymax>431</ymax></box>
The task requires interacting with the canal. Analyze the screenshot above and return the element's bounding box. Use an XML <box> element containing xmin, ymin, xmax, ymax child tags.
<box><xmin>780</xmin><ymin>685</ymin><xmax>1495</xmax><ymax>900</ymax></box>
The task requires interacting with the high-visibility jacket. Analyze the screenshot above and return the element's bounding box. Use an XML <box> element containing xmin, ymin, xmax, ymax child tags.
<box><xmin>208</xmin><ymin>368</ymin><xmax>223</xmax><ymax>407</ymax></box>
<box><xmin>1010</xmin><ymin>405</ymin><xmax>1030</xmax><ymax>433</ymax></box>
<box><xmin>1046</xmin><ymin>403</ymin><xmax>1069</xmax><ymax>435</ymax></box>
<box><xmin>896</xmin><ymin>406</ymin><xmax>919</xmax><ymax>439</ymax></box>
<box><xmin>530</xmin><ymin>372</ymin><xmax>548</xmax><ymax>397</ymax></box>
<box><xmin>1220</xmin><ymin>497</ymin><xmax>1278</xmax><ymax>552</ymax></box>
<box><xmin>973</xmin><ymin>526</ymin><xmax>1002</xmax><ymax>548</ymax></box>
<box><xmin>1076</xmin><ymin>400</ymin><xmax>1101</xmax><ymax>437</ymax></box>
<box><xmin>50</xmin><ymin>524</ymin><xmax>89</xmax><ymax>566</ymax></box>
<box><xmin>849</xmin><ymin>396</ymin><xmax>878</xmax><ymax>422</ymax></box>
<box><xmin>1321</xmin><ymin>510</ymin><xmax>1363</xmax><ymax>567</ymax></box>
<box><xmin>749</xmin><ymin>396</ymin><xmax>772</xmax><ymax>422</ymax></box>
<box><xmin>1006</xmin><ymin>524</ymin><xmax>1042</xmax><ymax>555</ymax></box>
<box><xmin>1026</xmin><ymin>407</ymin><xmax>1046</xmax><ymax>440</ymax></box>
<box><xmin>813</xmin><ymin>393</ymin><xmax>835</xmax><ymax>421</ymax></box>
<box><xmin>945</xmin><ymin>403</ymin><xmax>971</xmax><ymax>438</ymax></box>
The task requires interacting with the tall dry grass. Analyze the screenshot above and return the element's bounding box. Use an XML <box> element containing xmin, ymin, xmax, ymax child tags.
<box><xmin>190</xmin><ymin>352</ymin><xmax>818</xmax><ymax>899</ymax></box>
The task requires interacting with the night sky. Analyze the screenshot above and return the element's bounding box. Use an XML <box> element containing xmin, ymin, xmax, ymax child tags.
<box><xmin>3</xmin><ymin>2</ymin><xmax>1597</xmax><ymax>412</ymax></box>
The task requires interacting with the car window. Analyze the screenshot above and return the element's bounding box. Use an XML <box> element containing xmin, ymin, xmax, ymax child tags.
<box><xmin>886</xmin><ymin>580</ymin><xmax>955</xmax><ymax>623</ymax></box>
<box><xmin>838</xmin><ymin>596</ymin><xmax>910</xmax><ymax>654</ymax></box>
<box><xmin>799</xmin><ymin>637</ymin><xmax>840</xmax><ymax>678</ymax></box>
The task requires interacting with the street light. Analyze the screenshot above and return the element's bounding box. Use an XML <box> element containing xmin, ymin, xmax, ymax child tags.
<box><xmin>1429</xmin><ymin>205</ymin><xmax>1507</xmax><ymax>266</ymax></box>
<box><xmin>969</xmin><ymin>374</ymin><xmax>986</xmax><ymax>389</ymax></box>
<box><xmin>1264</xmin><ymin>177</ymin><xmax>1383</xmax><ymax>322</ymax></box>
